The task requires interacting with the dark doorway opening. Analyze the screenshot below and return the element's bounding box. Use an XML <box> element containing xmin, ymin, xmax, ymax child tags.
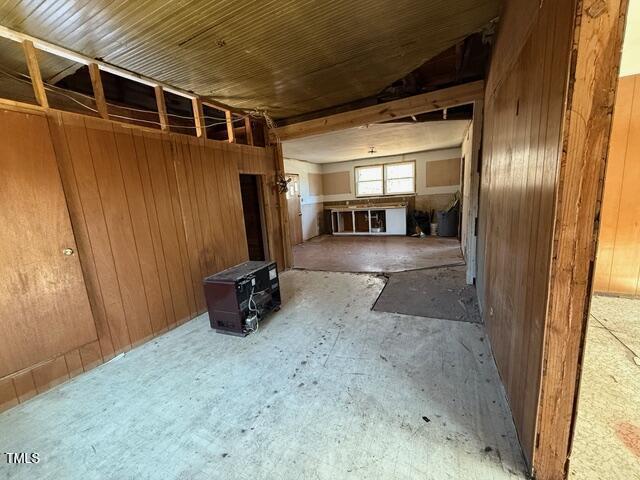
<box><xmin>239</xmin><ymin>174</ymin><xmax>266</xmax><ymax>261</ymax></box>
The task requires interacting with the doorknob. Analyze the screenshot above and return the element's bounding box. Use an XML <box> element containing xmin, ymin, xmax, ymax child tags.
<box><xmin>62</xmin><ymin>247</ymin><xmax>75</xmax><ymax>256</ymax></box>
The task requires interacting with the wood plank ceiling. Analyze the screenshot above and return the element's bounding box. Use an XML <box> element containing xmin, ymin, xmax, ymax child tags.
<box><xmin>0</xmin><ymin>0</ymin><xmax>500</xmax><ymax>118</ymax></box>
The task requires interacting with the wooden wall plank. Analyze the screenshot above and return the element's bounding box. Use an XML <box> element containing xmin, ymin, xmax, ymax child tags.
<box><xmin>79</xmin><ymin>340</ymin><xmax>103</xmax><ymax>371</ymax></box>
<box><xmin>606</xmin><ymin>75</ymin><xmax>640</xmax><ymax>295</ymax></box>
<box><xmin>84</xmin><ymin>117</ymin><xmax>154</xmax><ymax>346</ymax></box>
<box><xmin>64</xmin><ymin>350</ymin><xmax>84</xmax><ymax>378</ymax></box>
<box><xmin>32</xmin><ymin>357</ymin><xmax>69</xmax><ymax>394</ymax></box>
<box><xmin>132</xmin><ymin>130</ymin><xmax>174</xmax><ymax>331</ymax></box>
<box><xmin>593</xmin><ymin>76</ymin><xmax>634</xmax><ymax>291</ymax></box>
<box><xmin>173</xmin><ymin>136</ymin><xmax>207</xmax><ymax>312</ymax></box>
<box><xmin>162</xmin><ymin>135</ymin><xmax>198</xmax><ymax>321</ymax></box>
<box><xmin>59</xmin><ymin>113</ymin><xmax>132</xmax><ymax>353</ymax></box>
<box><xmin>142</xmin><ymin>131</ymin><xmax>191</xmax><ymax>327</ymax></box>
<box><xmin>0</xmin><ymin>378</ymin><xmax>18</xmax><ymax>412</ymax></box>
<box><xmin>12</xmin><ymin>372</ymin><xmax>36</xmax><ymax>403</ymax></box>
<box><xmin>189</xmin><ymin>140</ymin><xmax>219</xmax><ymax>274</ymax></box>
<box><xmin>112</xmin><ymin>123</ymin><xmax>169</xmax><ymax>334</ymax></box>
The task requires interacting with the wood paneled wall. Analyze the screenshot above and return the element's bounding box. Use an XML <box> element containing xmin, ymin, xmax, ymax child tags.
<box><xmin>479</xmin><ymin>0</ymin><xmax>628</xmax><ymax>477</ymax></box>
<box><xmin>478</xmin><ymin>0</ymin><xmax>575</xmax><ymax>462</ymax></box>
<box><xmin>0</xmin><ymin>104</ymin><xmax>284</xmax><ymax>413</ymax></box>
<box><xmin>594</xmin><ymin>73</ymin><xmax>640</xmax><ymax>297</ymax></box>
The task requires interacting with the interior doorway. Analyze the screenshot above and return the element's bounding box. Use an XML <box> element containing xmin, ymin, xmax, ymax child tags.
<box><xmin>239</xmin><ymin>174</ymin><xmax>267</xmax><ymax>261</ymax></box>
<box><xmin>286</xmin><ymin>173</ymin><xmax>303</xmax><ymax>246</ymax></box>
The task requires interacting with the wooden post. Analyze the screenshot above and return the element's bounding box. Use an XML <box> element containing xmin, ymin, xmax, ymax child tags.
<box><xmin>88</xmin><ymin>63</ymin><xmax>108</xmax><ymax>120</ymax></box>
<box><xmin>225</xmin><ymin>110</ymin><xmax>235</xmax><ymax>143</ymax></box>
<box><xmin>192</xmin><ymin>97</ymin><xmax>206</xmax><ymax>138</ymax></box>
<box><xmin>244</xmin><ymin>116</ymin><xmax>254</xmax><ymax>146</ymax></box>
<box><xmin>22</xmin><ymin>40</ymin><xmax>48</xmax><ymax>108</ymax></box>
<box><xmin>154</xmin><ymin>86</ymin><xmax>169</xmax><ymax>132</ymax></box>
<box><xmin>273</xmin><ymin>142</ymin><xmax>292</xmax><ymax>269</ymax></box>
<box><xmin>534</xmin><ymin>0</ymin><xmax>629</xmax><ymax>478</ymax></box>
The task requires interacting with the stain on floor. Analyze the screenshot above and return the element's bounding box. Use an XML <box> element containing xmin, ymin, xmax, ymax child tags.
<box><xmin>293</xmin><ymin>234</ymin><xmax>464</xmax><ymax>273</ymax></box>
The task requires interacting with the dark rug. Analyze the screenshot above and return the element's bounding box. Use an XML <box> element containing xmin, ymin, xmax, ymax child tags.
<box><xmin>373</xmin><ymin>265</ymin><xmax>482</xmax><ymax>323</ymax></box>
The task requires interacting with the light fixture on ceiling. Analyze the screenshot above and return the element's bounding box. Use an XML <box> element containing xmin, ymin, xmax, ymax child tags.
<box><xmin>368</xmin><ymin>146</ymin><xmax>377</xmax><ymax>154</ymax></box>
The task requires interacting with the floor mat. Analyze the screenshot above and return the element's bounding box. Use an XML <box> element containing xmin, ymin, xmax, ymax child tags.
<box><xmin>373</xmin><ymin>265</ymin><xmax>482</xmax><ymax>323</ymax></box>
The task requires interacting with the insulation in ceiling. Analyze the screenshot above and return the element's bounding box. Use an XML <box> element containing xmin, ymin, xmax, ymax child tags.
<box><xmin>0</xmin><ymin>0</ymin><xmax>499</xmax><ymax>117</ymax></box>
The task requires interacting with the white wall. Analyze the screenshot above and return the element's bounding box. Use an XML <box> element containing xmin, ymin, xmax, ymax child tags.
<box><xmin>320</xmin><ymin>147</ymin><xmax>462</xmax><ymax>203</ymax></box>
<box><xmin>285</xmin><ymin>146</ymin><xmax>463</xmax><ymax>241</ymax></box>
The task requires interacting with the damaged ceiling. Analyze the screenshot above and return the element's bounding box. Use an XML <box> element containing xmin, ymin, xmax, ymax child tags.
<box><xmin>0</xmin><ymin>0</ymin><xmax>499</xmax><ymax>118</ymax></box>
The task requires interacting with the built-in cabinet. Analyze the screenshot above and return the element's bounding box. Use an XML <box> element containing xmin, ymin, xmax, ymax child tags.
<box><xmin>329</xmin><ymin>205</ymin><xmax>406</xmax><ymax>235</ymax></box>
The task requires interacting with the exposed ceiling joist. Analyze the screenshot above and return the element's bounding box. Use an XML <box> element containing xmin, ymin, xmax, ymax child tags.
<box><xmin>0</xmin><ymin>25</ymin><xmax>243</xmax><ymax>114</ymax></box>
<box><xmin>274</xmin><ymin>81</ymin><xmax>484</xmax><ymax>141</ymax></box>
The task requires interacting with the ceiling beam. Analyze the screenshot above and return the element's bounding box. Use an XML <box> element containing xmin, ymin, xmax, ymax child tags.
<box><xmin>273</xmin><ymin>80</ymin><xmax>484</xmax><ymax>141</ymax></box>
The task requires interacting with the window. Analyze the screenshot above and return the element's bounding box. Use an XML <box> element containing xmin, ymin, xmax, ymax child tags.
<box><xmin>355</xmin><ymin>161</ymin><xmax>415</xmax><ymax>197</ymax></box>
<box><xmin>355</xmin><ymin>165</ymin><xmax>384</xmax><ymax>196</ymax></box>
<box><xmin>385</xmin><ymin>162</ymin><xmax>415</xmax><ymax>195</ymax></box>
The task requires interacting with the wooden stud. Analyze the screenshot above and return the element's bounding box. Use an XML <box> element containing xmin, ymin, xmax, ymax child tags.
<box><xmin>154</xmin><ymin>86</ymin><xmax>169</xmax><ymax>132</ymax></box>
<box><xmin>22</xmin><ymin>40</ymin><xmax>48</xmax><ymax>108</ymax></box>
<box><xmin>244</xmin><ymin>116</ymin><xmax>254</xmax><ymax>145</ymax></box>
<box><xmin>88</xmin><ymin>63</ymin><xmax>109</xmax><ymax>120</ymax></box>
<box><xmin>225</xmin><ymin>110</ymin><xmax>235</xmax><ymax>143</ymax></box>
<box><xmin>274</xmin><ymin>80</ymin><xmax>484</xmax><ymax>141</ymax></box>
<box><xmin>192</xmin><ymin>97</ymin><xmax>206</xmax><ymax>139</ymax></box>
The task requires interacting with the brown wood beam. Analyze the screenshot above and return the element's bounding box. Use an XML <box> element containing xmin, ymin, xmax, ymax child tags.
<box><xmin>225</xmin><ymin>110</ymin><xmax>235</xmax><ymax>143</ymax></box>
<box><xmin>244</xmin><ymin>116</ymin><xmax>254</xmax><ymax>146</ymax></box>
<box><xmin>192</xmin><ymin>97</ymin><xmax>206</xmax><ymax>139</ymax></box>
<box><xmin>273</xmin><ymin>80</ymin><xmax>484</xmax><ymax>141</ymax></box>
<box><xmin>21</xmin><ymin>40</ymin><xmax>48</xmax><ymax>108</ymax></box>
<box><xmin>273</xmin><ymin>142</ymin><xmax>292</xmax><ymax>269</ymax></box>
<box><xmin>534</xmin><ymin>0</ymin><xmax>629</xmax><ymax>478</ymax></box>
<box><xmin>88</xmin><ymin>63</ymin><xmax>108</xmax><ymax>120</ymax></box>
<box><xmin>154</xmin><ymin>86</ymin><xmax>169</xmax><ymax>132</ymax></box>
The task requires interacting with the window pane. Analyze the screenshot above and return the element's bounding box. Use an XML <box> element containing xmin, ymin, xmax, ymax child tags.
<box><xmin>356</xmin><ymin>165</ymin><xmax>383</xmax><ymax>181</ymax></box>
<box><xmin>385</xmin><ymin>162</ymin><xmax>414</xmax><ymax>179</ymax></box>
<box><xmin>386</xmin><ymin>178</ymin><xmax>414</xmax><ymax>194</ymax></box>
<box><xmin>357</xmin><ymin>180</ymin><xmax>383</xmax><ymax>196</ymax></box>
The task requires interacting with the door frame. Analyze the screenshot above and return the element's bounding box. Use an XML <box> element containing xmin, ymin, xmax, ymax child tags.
<box><xmin>285</xmin><ymin>172</ymin><xmax>303</xmax><ymax>246</ymax></box>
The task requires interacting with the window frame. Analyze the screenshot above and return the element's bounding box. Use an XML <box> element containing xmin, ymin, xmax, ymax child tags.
<box><xmin>354</xmin><ymin>160</ymin><xmax>416</xmax><ymax>198</ymax></box>
<box><xmin>354</xmin><ymin>164</ymin><xmax>384</xmax><ymax>197</ymax></box>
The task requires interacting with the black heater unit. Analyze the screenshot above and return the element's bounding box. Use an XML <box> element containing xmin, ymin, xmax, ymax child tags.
<box><xmin>203</xmin><ymin>261</ymin><xmax>281</xmax><ymax>336</ymax></box>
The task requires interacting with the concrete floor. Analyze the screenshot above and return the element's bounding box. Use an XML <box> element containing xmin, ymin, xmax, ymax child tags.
<box><xmin>0</xmin><ymin>270</ymin><xmax>525</xmax><ymax>480</ymax></box>
<box><xmin>570</xmin><ymin>295</ymin><xmax>640</xmax><ymax>480</ymax></box>
<box><xmin>293</xmin><ymin>235</ymin><xmax>464</xmax><ymax>273</ymax></box>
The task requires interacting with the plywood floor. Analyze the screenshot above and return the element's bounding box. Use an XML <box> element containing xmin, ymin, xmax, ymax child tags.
<box><xmin>374</xmin><ymin>265</ymin><xmax>482</xmax><ymax>323</ymax></box>
<box><xmin>293</xmin><ymin>235</ymin><xmax>464</xmax><ymax>273</ymax></box>
<box><xmin>0</xmin><ymin>270</ymin><xmax>525</xmax><ymax>480</ymax></box>
<box><xmin>570</xmin><ymin>296</ymin><xmax>640</xmax><ymax>479</ymax></box>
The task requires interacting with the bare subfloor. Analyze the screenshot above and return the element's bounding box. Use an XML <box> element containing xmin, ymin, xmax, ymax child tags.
<box><xmin>0</xmin><ymin>271</ymin><xmax>525</xmax><ymax>480</ymax></box>
<box><xmin>570</xmin><ymin>295</ymin><xmax>640</xmax><ymax>480</ymax></box>
<box><xmin>293</xmin><ymin>235</ymin><xmax>464</xmax><ymax>273</ymax></box>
